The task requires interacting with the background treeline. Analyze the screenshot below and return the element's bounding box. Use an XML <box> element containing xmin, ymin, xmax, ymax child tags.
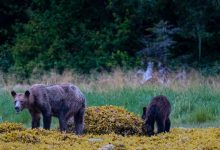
<box><xmin>0</xmin><ymin>0</ymin><xmax>220</xmax><ymax>77</ymax></box>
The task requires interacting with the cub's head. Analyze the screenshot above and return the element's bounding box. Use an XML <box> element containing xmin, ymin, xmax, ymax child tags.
<box><xmin>141</xmin><ymin>106</ymin><xmax>154</xmax><ymax>136</ymax></box>
<box><xmin>141</xmin><ymin>107</ymin><xmax>147</xmax><ymax>120</ymax></box>
<box><xmin>11</xmin><ymin>90</ymin><xmax>30</xmax><ymax>113</ymax></box>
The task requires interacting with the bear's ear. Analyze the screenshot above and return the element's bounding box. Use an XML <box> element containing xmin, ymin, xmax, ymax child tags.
<box><xmin>11</xmin><ymin>91</ymin><xmax>16</xmax><ymax>97</ymax></box>
<box><xmin>25</xmin><ymin>90</ymin><xmax>30</xmax><ymax>97</ymax></box>
<box><xmin>143</xmin><ymin>107</ymin><xmax>146</xmax><ymax>112</ymax></box>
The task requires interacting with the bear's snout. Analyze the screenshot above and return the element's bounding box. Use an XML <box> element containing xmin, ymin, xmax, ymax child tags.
<box><xmin>15</xmin><ymin>106</ymin><xmax>20</xmax><ymax>113</ymax></box>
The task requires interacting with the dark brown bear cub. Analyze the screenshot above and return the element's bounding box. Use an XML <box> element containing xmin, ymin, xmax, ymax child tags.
<box><xmin>142</xmin><ymin>95</ymin><xmax>171</xmax><ymax>136</ymax></box>
<box><xmin>11</xmin><ymin>83</ymin><xmax>86</xmax><ymax>135</ymax></box>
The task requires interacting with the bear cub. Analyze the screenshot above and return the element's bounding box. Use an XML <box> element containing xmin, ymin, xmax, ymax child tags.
<box><xmin>142</xmin><ymin>95</ymin><xmax>171</xmax><ymax>136</ymax></box>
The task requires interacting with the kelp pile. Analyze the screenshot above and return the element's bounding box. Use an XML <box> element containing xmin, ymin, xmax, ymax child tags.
<box><xmin>0</xmin><ymin>122</ymin><xmax>220</xmax><ymax>150</ymax></box>
<box><xmin>83</xmin><ymin>106</ymin><xmax>144</xmax><ymax>135</ymax></box>
<box><xmin>0</xmin><ymin>122</ymin><xmax>24</xmax><ymax>133</ymax></box>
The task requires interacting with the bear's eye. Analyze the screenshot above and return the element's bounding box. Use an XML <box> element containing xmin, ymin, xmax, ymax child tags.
<box><xmin>20</xmin><ymin>101</ymin><xmax>24</xmax><ymax>103</ymax></box>
<box><xmin>14</xmin><ymin>100</ymin><xmax>17</xmax><ymax>104</ymax></box>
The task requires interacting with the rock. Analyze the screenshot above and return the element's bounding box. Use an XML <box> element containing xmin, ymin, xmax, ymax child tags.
<box><xmin>88</xmin><ymin>138</ymin><xmax>103</xmax><ymax>142</ymax></box>
<box><xmin>98</xmin><ymin>144</ymin><xmax>114</xmax><ymax>150</ymax></box>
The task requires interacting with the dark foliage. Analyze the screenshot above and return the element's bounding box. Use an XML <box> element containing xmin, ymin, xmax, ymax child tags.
<box><xmin>0</xmin><ymin>0</ymin><xmax>220</xmax><ymax>76</ymax></box>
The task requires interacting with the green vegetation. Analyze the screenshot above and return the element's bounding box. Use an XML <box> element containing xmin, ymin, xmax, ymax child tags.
<box><xmin>1</xmin><ymin>0</ymin><xmax>220</xmax><ymax>76</ymax></box>
<box><xmin>1</xmin><ymin>70</ymin><xmax>220</xmax><ymax>128</ymax></box>
<box><xmin>80</xmin><ymin>85</ymin><xmax>220</xmax><ymax>127</ymax></box>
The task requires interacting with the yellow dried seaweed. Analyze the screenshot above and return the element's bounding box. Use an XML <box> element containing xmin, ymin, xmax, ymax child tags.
<box><xmin>67</xmin><ymin>105</ymin><xmax>144</xmax><ymax>135</ymax></box>
<box><xmin>0</xmin><ymin>107</ymin><xmax>219</xmax><ymax>149</ymax></box>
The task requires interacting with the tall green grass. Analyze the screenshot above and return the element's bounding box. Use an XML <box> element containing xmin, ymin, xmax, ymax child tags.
<box><xmin>1</xmin><ymin>69</ymin><xmax>220</xmax><ymax>128</ymax></box>
<box><xmin>85</xmin><ymin>85</ymin><xmax>220</xmax><ymax>127</ymax></box>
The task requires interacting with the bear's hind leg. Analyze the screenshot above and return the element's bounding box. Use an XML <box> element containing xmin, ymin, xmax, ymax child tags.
<box><xmin>165</xmin><ymin>118</ymin><xmax>171</xmax><ymax>132</ymax></box>
<box><xmin>74</xmin><ymin>106</ymin><xmax>85</xmax><ymax>135</ymax></box>
<box><xmin>156</xmin><ymin>118</ymin><xmax>165</xmax><ymax>134</ymax></box>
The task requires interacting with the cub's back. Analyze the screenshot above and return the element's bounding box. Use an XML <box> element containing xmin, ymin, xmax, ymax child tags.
<box><xmin>147</xmin><ymin>95</ymin><xmax>171</xmax><ymax>116</ymax></box>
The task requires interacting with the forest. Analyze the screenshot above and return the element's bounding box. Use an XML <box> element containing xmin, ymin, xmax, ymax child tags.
<box><xmin>1</xmin><ymin>1</ymin><xmax>220</xmax><ymax>149</ymax></box>
<box><xmin>0</xmin><ymin>0</ymin><xmax>220</xmax><ymax>77</ymax></box>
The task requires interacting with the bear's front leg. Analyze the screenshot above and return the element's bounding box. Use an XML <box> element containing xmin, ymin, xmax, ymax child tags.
<box><xmin>40</xmin><ymin>107</ymin><xmax>52</xmax><ymax>130</ymax></box>
<box><xmin>30</xmin><ymin>111</ymin><xmax>41</xmax><ymax>128</ymax></box>
<box><xmin>146</xmin><ymin>122</ymin><xmax>155</xmax><ymax>136</ymax></box>
<box><xmin>42</xmin><ymin>113</ymin><xmax>51</xmax><ymax>130</ymax></box>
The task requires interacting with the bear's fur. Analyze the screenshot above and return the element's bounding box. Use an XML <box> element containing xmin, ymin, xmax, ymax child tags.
<box><xmin>11</xmin><ymin>83</ymin><xmax>86</xmax><ymax>135</ymax></box>
<box><xmin>142</xmin><ymin>95</ymin><xmax>171</xmax><ymax>136</ymax></box>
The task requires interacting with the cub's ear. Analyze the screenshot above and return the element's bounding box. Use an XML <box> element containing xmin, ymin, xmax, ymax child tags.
<box><xmin>25</xmin><ymin>90</ymin><xmax>30</xmax><ymax>97</ymax></box>
<box><xmin>143</xmin><ymin>107</ymin><xmax>147</xmax><ymax>112</ymax></box>
<box><xmin>11</xmin><ymin>91</ymin><xmax>16</xmax><ymax>97</ymax></box>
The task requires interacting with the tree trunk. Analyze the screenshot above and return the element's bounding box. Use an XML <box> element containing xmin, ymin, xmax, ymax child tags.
<box><xmin>142</xmin><ymin>61</ymin><xmax>154</xmax><ymax>82</ymax></box>
<box><xmin>196</xmin><ymin>24</ymin><xmax>202</xmax><ymax>61</ymax></box>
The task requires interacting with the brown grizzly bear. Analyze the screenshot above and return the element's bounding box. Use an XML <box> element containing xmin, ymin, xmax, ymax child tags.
<box><xmin>11</xmin><ymin>83</ymin><xmax>86</xmax><ymax>135</ymax></box>
<box><xmin>142</xmin><ymin>95</ymin><xmax>171</xmax><ymax>136</ymax></box>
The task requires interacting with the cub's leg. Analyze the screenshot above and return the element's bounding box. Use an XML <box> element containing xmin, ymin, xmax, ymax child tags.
<box><xmin>156</xmin><ymin>117</ymin><xmax>165</xmax><ymax>134</ymax></box>
<box><xmin>165</xmin><ymin>118</ymin><xmax>171</xmax><ymax>132</ymax></box>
